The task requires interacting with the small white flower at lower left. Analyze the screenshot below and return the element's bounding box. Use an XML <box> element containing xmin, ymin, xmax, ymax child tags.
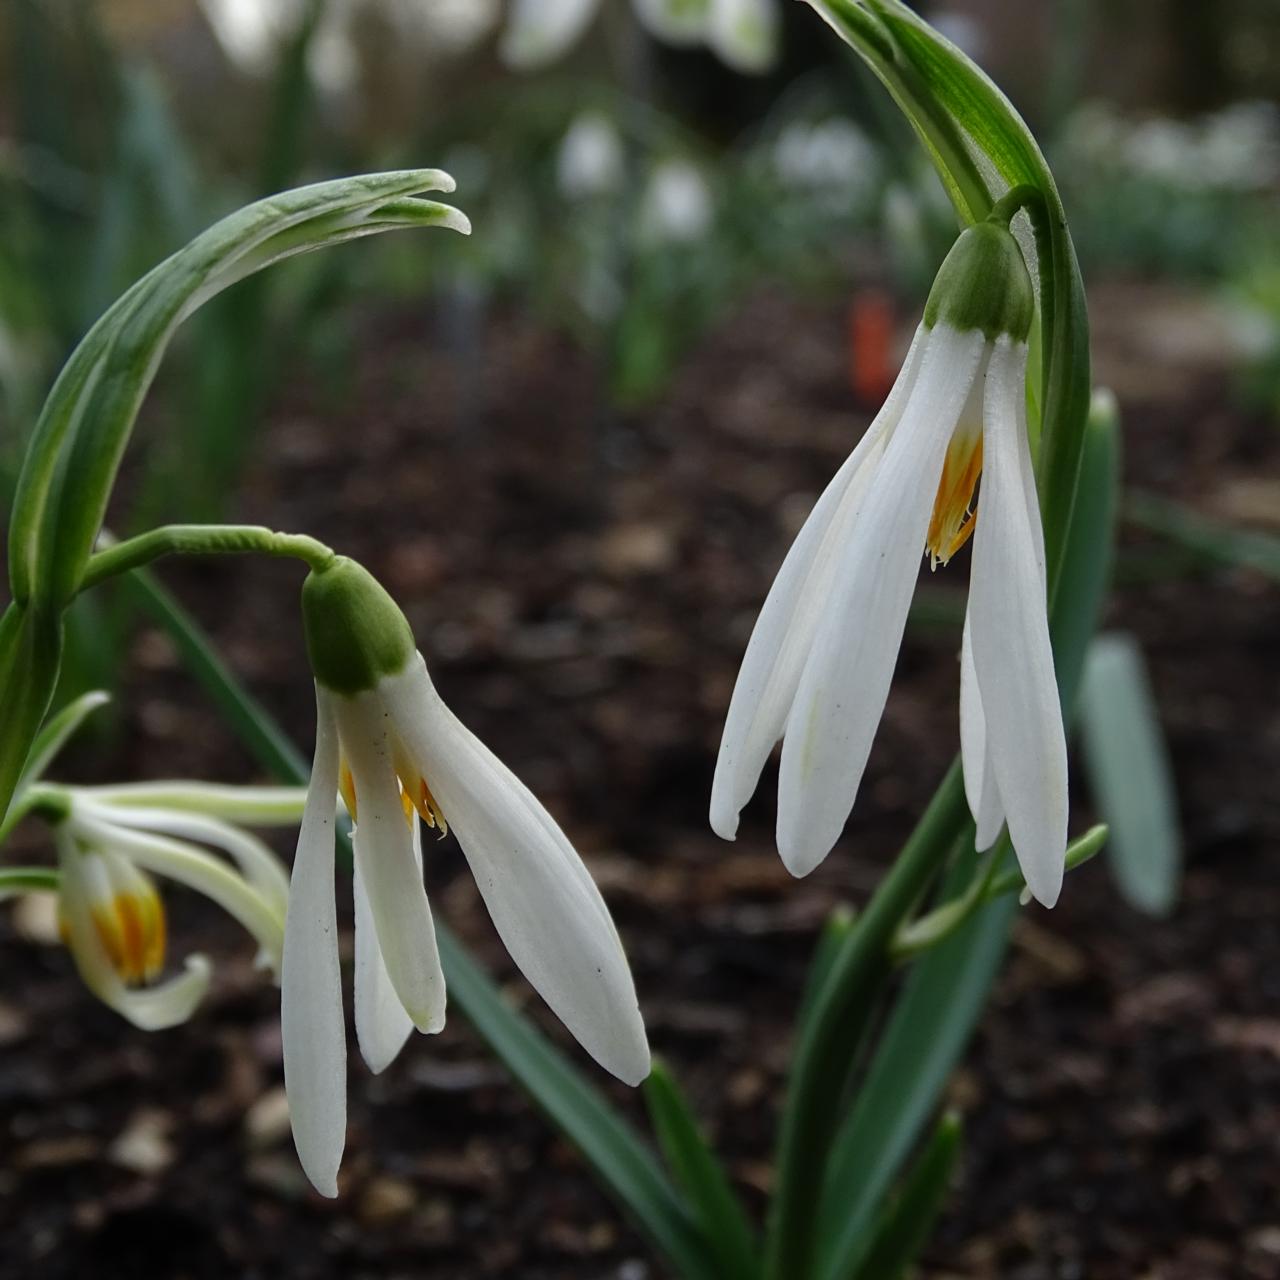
<box><xmin>50</xmin><ymin>787</ymin><xmax>293</xmax><ymax>1031</ymax></box>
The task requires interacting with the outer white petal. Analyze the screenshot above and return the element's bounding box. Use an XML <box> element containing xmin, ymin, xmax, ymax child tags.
<box><xmin>500</xmin><ymin>0</ymin><xmax>598</xmax><ymax>68</ymax></box>
<box><xmin>56</xmin><ymin>829</ymin><xmax>211</xmax><ymax>1031</ymax></box>
<box><xmin>339</xmin><ymin>695</ymin><xmax>446</xmax><ymax>1034</ymax></box>
<box><xmin>968</xmin><ymin>338</ymin><xmax>1068</xmax><ymax>907</ymax></box>
<box><xmin>959</xmin><ymin>609</ymin><xmax>1004</xmax><ymax>850</ymax></box>
<box><xmin>93</xmin><ymin>806</ymin><xmax>290</xmax><ymax>916</ymax></box>
<box><xmin>707</xmin><ymin>0</ymin><xmax>779</xmax><ymax>73</ymax></box>
<box><xmin>632</xmin><ymin>0</ymin><xmax>708</xmax><ymax>46</ymax></box>
<box><xmin>354</xmin><ymin>819</ymin><xmax>441</xmax><ymax>1075</ymax></box>
<box><xmin>281</xmin><ymin>686</ymin><xmax>346</xmax><ymax>1199</ymax></box>
<box><xmin>386</xmin><ymin>657</ymin><xmax>650</xmax><ymax>1086</ymax></box>
<box><xmin>777</xmin><ymin>325</ymin><xmax>988</xmax><ymax>876</ymax></box>
<box><xmin>710</xmin><ymin>327</ymin><xmax>927</xmax><ymax>841</ymax></box>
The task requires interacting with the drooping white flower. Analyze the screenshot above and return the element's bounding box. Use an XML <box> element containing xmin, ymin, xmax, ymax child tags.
<box><xmin>48</xmin><ymin>785</ymin><xmax>295</xmax><ymax>1030</ymax></box>
<box><xmin>557</xmin><ymin>112</ymin><xmax>626</xmax><ymax>199</ymax></box>
<box><xmin>711</xmin><ymin>219</ymin><xmax>1069</xmax><ymax>907</ymax></box>
<box><xmin>637</xmin><ymin>159</ymin><xmax>714</xmax><ymax>246</ymax></box>
<box><xmin>284</xmin><ymin>558</ymin><xmax>650</xmax><ymax>1197</ymax></box>
<box><xmin>500</xmin><ymin>0</ymin><xmax>778</xmax><ymax>73</ymax></box>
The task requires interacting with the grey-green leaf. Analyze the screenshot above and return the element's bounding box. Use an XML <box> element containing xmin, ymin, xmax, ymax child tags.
<box><xmin>1079</xmin><ymin>632</ymin><xmax>1182</xmax><ymax>916</ymax></box>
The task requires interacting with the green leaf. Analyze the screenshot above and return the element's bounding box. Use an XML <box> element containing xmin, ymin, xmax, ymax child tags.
<box><xmin>1126</xmin><ymin>490</ymin><xmax>1280</xmax><ymax>583</ymax></box>
<box><xmin>644</xmin><ymin>1061</ymin><xmax>762</xmax><ymax>1280</ymax></box>
<box><xmin>0</xmin><ymin>604</ymin><xmax>64</xmax><ymax>827</ymax></box>
<box><xmin>764</xmin><ymin>765</ymin><xmax>969</xmax><ymax>1280</ymax></box>
<box><xmin>126</xmin><ymin>564</ymin><xmax>720</xmax><ymax>1280</ymax></box>
<box><xmin>121</xmin><ymin>567</ymin><xmax>309</xmax><ymax>784</ymax></box>
<box><xmin>814</xmin><ymin>845</ymin><xmax>1008</xmax><ymax>1280</ymax></box>
<box><xmin>0</xmin><ymin>688</ymin><xmax>111</xmax><ymax>844</ymax></box>
<box><xmin>848</xmin><ymin>1113</ymin><xmax>962</xmax><ymax>1280</ymax></box>
<box><xmin>9</xmin><ymin>169</ymin><xmax>467</xmax><ymax>608</ymax></box>
<box><xmin>797</xmin><ymin>904</ymin><xmax>858</xmax><ymax>1034</ymax></box>
<box><xmin>1079</xmin><ymin>633</ymin><xmax>1181</xmax><ymax>916</ymax></box>
<box><xmin>0</xmin><ymin>867</ymin><xmax>61</xmax><ymax>901</ymax></box>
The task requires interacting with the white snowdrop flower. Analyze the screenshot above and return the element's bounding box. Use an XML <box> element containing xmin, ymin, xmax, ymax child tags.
<box><xmin>50</xmin><ymin>787</ymin><xmax>294</xmax><ymax>1031</ymax></box>
<box><xmin>558</xmin><ymin>112</ymin><xmax>626</xmax><ymax>199</ymax></box>
<box><xmin>284</xmin><ymin>558</ymin><xmax>650</xmax><ymax>1197</ymax></box>
<box><xmin>501</xmin><ymin>0</ymin><xmax>778</xmax><ymax>73</ymax></box>
<box><xmin>711</xmin><ymin>218</ymin><xmax>1069</xmax><ymax>908</ymax></box>
<box><xmin>707</xmin><ymin>0</ymin><xmax>780</xmax><ymax>73</ymax></box>
<box><xmin>500</xmin><ymin>0</ymin><xmax>600</xmax><ymax>68</ymax></box>
<box><xmin>637</xmin><ymin>159</ymin><xmax>714</xmax><ymax>246</ymax></box>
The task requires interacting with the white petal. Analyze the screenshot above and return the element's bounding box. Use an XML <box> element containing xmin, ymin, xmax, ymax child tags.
<box><xmin>56</xmin><ymin>829</ymin><xmax>211</xmax><ymax>1030</ymax></box>
<box><xmin>281</xmin><ymin>686</ymin><xmax>346</xmax><ymax>1199</ymax></box>
<box><xmin>500</xmin><ymin>0</ymin><xmax>598</xmax><ymax>68</ymax></box>
<box><xmin>386</xmin><ymin>658</ymin><xmax>650</xmax><ymax>1086</ymax></box>
<box><xmin>93</xmin><ymin>806</ymin><xmax>290</xmax><ymax>916</ymax></box>
<box><xmin>777</xmin><ymin>326</ymin><xmax>988</xmax><ymax>876</ymax></box>
<box><xmin>707</xmin><ymin>0</ymin><xmax>779</xmax><ymax>73</ymax></box>
<box><xmin>959</xmin><ymin>609</ymin><xmax>1004</xmax><ymax>850</ymax></box>
<box><xmin>968</xmin><ymin>338</ymin><xmax>1068</xmax><ymax>907</ymax></box>
<box><xmin>354</xmin><ymin>818</ymin><xmax>441</xmax><ymax>1075</ymax></box>
<box><xmin>710</xmin><ymin>327</ymin><xmax>927</xmax><ymax>841</ymax></box>
<box><xmin>339</xmin><ymin>695</ymin><xmax>446</xmax><ymax>1034</ymax></box>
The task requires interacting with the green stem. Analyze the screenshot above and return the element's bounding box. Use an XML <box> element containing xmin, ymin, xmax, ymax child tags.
<box><xmin>987</xmin><ymin>183</ymin><xmax>1045</xmax><ymax>227</ymax></box>
<box><xmin>78</xmin><ymin>524</ymin><xmax>335</xmax><ymax>593</ymax></box>
<box><xmin>764</xmin><ymin>762</ymin><xmax>969</xmax><ymax>1280</ymax></box>
<box><xmin>0</xmin><ymin>866</ymin><xmax>61</xmax><ymax>900</ymax></box>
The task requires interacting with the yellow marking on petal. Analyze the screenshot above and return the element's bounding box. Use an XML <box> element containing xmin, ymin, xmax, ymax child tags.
<box><xmin>926</xmin><ymin>429</ymin><xmax>983</xmax><ymax>569</ymax></box>
<box><xmin>339</xmin><ymin>760</ymin><xmax>358</xmax><ymax>823</ymax></box>
<box><xmin>80</xmin><ymin>877</ymin><xmax>167</xmax><ymax>987</ymax></box>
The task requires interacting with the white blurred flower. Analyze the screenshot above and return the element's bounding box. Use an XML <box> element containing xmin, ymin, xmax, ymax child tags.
<box><xmin>501</xmin><ymin>0</ymin><xmax>778</xmax><ymax>73</ymax></box>
<box><xmin>773</xmin><ymin>118</ymin><xmax>880</xmax><ymax>210</ymax></box>
<box><xmin>557</xmin><ymin>112</ymin><xmax>625</xmax><ymax>199</ymax></box>
<box><xmin>637</xmin><ymin>159</ymin><xmax>714</xmax><ymax>245</ymax></box>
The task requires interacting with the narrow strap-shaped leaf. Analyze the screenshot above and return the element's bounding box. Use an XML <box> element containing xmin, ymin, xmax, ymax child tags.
<box><xmin>846</xmin><ymin>1113</ymin><xmax>962</xmax><ymax>1280</ymax></box>
<box><xmin>814</xmin><ymin>845</ymin><xmax>1006</xmax><ymax>1280</ymax></box>
<box><xmin>10</xmin><ymin>169</ymin><xmax>463</xmax><ymax>607</ymax></box>
<box><xmin>644</xmin><ymin>1061</ymin><xmax>762</xmax><ymax>1280</ymax></box>
<box><xmin>1126</xmin><ymin>490</ymin><xmax>1280</xmax><ymax>583</ymax></box>
<box><xmin>1079</xmin><ymin>633</ymin><xmax>1181</xmax><ymax>916</ymax></box>
<box><xmin>123</xmin><ymin>567</ymin><xmax>309</xmax><ymax>784</ymax></box>
<box><xmin>0</xmin><ymin>689</ymin><xmax>111</xmax><ymax>844</ymax></box>
<box><xmin>124</xmin><ymin>564</ymin><xmax>720</xmax><ymax>1280</ymax></box>
<box><xmin>796</xmin><ymin>904</ymin><xmax>857</xmax><ymax>1034</ymax></box>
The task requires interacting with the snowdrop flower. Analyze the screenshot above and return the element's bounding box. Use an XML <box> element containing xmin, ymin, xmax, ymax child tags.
<box><xmin>47</xmin><ymin>784</ymin><xmax>295</xmax><ymax>1030</ymax></box>
<box><xmin>285</xmin><ymin>557</ymin><xmax>650</xmax><ymax>1197</ymax></box>
<box><xmin>711</xmin><ymin>217</ymin><xmax>1070</xmax><ymax>907</ymax></box>
<box><xmin>637</xmin><ymin>159</ymin><xmax>714</xmax><ymax>246</ymax></box>
<box><xmin>557</xmin><ymin>112</ymin><xmax>625</xmax><ymax>199</ymax></box>
<box><xmin>501</xmin><ymin>0</ymin><xmax>778</xmax><ymax>73</ymax></box>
